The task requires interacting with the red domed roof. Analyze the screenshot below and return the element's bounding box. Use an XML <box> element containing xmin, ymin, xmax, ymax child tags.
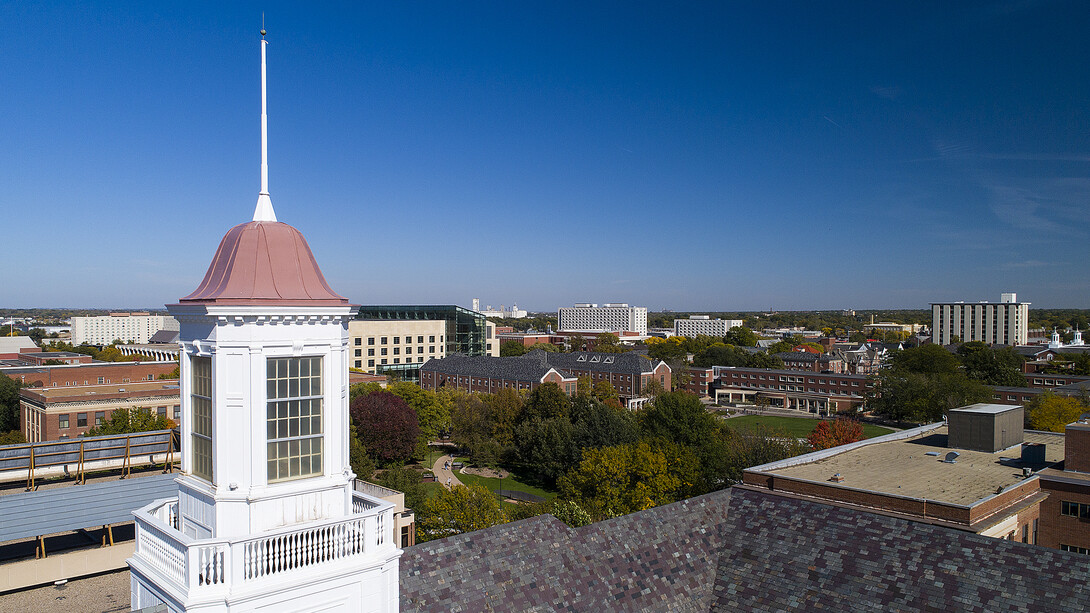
<box><xmin>180</xmin><ymin>221</ymin><xmax>348</xmax><ymax>306</ymax></box>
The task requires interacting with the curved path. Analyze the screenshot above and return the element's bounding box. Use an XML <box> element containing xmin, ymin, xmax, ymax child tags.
<box><xmin>431</xmin><ymin>452</ymin><xmax>464</xmax><ymax>490</ymax></box>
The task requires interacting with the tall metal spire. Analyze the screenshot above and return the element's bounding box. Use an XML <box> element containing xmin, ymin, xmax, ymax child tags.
<box><xmin>253</xmin><ymin>26</ymin><xmax>277</xmax><ymax>222</ymax></box>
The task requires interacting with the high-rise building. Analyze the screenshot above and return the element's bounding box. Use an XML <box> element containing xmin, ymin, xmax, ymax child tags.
<box><xmin>673</xmin><ymin>315</ymin><xmax>743</xmax><ymax>337</ymax></box>
<box><xmin>557</xmin><ymin>303</ymin><xmax>647</xmax><ymax>335</ymax></box>
<box><xmin>931</xmin><ymin>293</ymin><xmax>1029</xmax><ymax>346</ymax></box>
<box><xmin>128</xmin><ymin>33</ymin><xmax>401</xmax><ymax>612</ymax></box>
<box><xmin>71</xmin><ymin>312</ymin><xmax>178</xmax><ymax>345</ymax></box>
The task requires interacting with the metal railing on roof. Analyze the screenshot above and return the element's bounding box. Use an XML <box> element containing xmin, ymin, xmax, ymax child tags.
<box><xmin>0</xmin><ymin>429</ymin><xmax>178</xmax><ymax>490</ymax></box>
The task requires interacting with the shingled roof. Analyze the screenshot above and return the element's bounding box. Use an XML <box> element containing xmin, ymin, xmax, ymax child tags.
<box><xmin>400</xmin><ymin>487</ymin><xmax>1090</xmax><ymax>613</ymax></box>
<box><xmin>542</xmin><ymin>350</ymin><xmax>664</xmax><ymax>375</ymax></box>
<box><xmin>420</xmin><ymin>352</ymin><xmax>572</xmax><ymax>383</ymax></box>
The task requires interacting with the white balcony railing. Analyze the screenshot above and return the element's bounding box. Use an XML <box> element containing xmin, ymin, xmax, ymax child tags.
<box><xmin>131</xmin><ymin>491</ymin><xmax>394</xmax><ymax>596</ymax></box>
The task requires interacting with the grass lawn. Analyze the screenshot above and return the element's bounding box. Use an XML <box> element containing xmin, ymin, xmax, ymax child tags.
<box><xmin>727</xmin><ymin>415</ymin><xmax>894</xmax><ymax>439</ymax></box>
<box><xmin>455</xmin><ymin>468</ymin><xmax>557</xmax><ymax>502</ymax></box>
<box><xmin>422</xmin><ymin>482</ymin><xmax>445</xmax><ymax>500</ymax></box>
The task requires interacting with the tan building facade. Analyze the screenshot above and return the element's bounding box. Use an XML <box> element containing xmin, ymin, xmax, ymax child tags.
<box><xmin>19</xmin><ymin>381</ymin><xmax>181</xmax><ymax>442</ymax></box>
<box><xmin>348</xmin><ymin>319</ymin><xmax>448</xmax><ymax>373</ymax></box>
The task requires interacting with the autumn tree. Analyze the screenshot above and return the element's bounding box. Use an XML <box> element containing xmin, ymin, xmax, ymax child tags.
<box><xmin>558</xmin><ymin>441</ymin><xmax>682</xmax><ymax>519</ymax></box>
<box><xmin>591</xmin><ymin>380</ymin><xmax>620</xmax><ymax>407</ymax></box>
<box><xmin>1026</xmin><ymin>393</ymin><xmax>1090</xmax><ymax>433</ymax></box>
<box><xmin>646</xmin><ymin>336</ymin><xmax>687</xmax><ymax>361</ymax></box>
<box><xmin>349</xmin><ymin>391</ymin><xmax>421</xmax><ymax>464</ymax></box>
<box><xmin>807</xmin><ymin>419</ymin><xmax>865</xmax><ymax>450</ymax></box>
<box><xmin>417</xmin><ymin>484</ymin><xmax>506</xmax><ymax>542</ymax></box>
<box><xmin>720</xmin><ymin>425</ymin><xmax>811</xmax><ymax>484</ymax></box>
<box><xmin>86</xmin><ymin>407</ymin><xmax>174</xmax><ymax>436</ymax></box>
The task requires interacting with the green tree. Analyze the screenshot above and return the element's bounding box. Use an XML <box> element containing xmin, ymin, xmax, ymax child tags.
<box><xmin>513</xmin><ymin>416</ymin><xmax>577</xmax><ymax>485</ymax></box>
<box><xmin>451</xmin><ymin>394</ymin><xmax>504</xmax><ymax>465</ymax></box>
<box><xmin>375</xmin><ymin>466</ymin><xmax>427</xmax><ymax>510</ymax></box>
<box><xmin>591</xmin><ymin>380</ymin><xmax>620</xmax><ymax>406</ymax></box>
<box><xmin>0</xmin><ymin>375</ymin><xmax>23</xmax><ymax>434</ymax></box>
<box><xmin>1026</xmin><ymin>393</ymin><xmax>1090</xmax><ymax>432</ymax></box>
<box><xmin>639</xmin><ymin>391</ymin><xmax>729</xmax><ymax>493</ymax></box>
<box><xmin>567</xmin><ymin>333</ymin><xmax>588</xmax><ymax>352</ymax></box>
<box><xmin>87</xmin><ymin>407</ymin><xmax>174</xmax><ymax>436</ymax></box>
<box><xmin>848</xmin><ymin>331</ymin><xmax>868</xmax><ymax>343</ymax></box>
<box><xmin>720</xmin><ymin>425</ymin><xmax>811</xmax><ymax>484</ymax></box>
<box><xmin>869</xmin><ymin>370</ymin><xmax>992</xmax><ymax>423</ymax></box>
<box><xmin>500</xmin><ymin>340</ymin><xmax>528</xmax><ymax>357</ymax></box>
<box><xmin>157</xmin><ymin>366</ymin><xmax>181</xmax><ymax>379</ymax></box>
<box><xmin>558</xmin><ymin>441</ymin><xmax>682</xmax><ymax>519</ymax></box>
<box><xmin>956</xmin><ymin>342</ymin><xmax>1027</xmax><ymax>386</ymax></box>
<box><xmin>889</xmin><ymin>344</ymin><xmax>961</xmax><ymax>375</ymax></box>
<box><xmin>0</xmin><ymin>430</ymin><xmax>27</xmax><ymax>445</ymax></box>
<box><xmin>417</xmin><ymin>484</ymin><xmax>507</xmax><ymax>542</ymax></box>
<box><xmin>593</xmin><ymin>333</ymin><xmax>626</xmax><ymax>353</ymax></box>
<box><xmin>570</xmin><ymin>396</ymin><xmax>640</xmax><ymax>451</ymax></box>
<box><xmin>723</xmin><ymin>326</ymin><xmax>759</xmax><ymax>347</ymax></box>
<box><xmin>484</xmin><ymin>387</ymin><xmax>523</xmax><ymax>447</ymax></box>
<box><xmin>526</xmin><ymin>342</ymin><xmax>560</xmax><ymax>352</ymax></box>
<box><xmin>693</xmin><ymin>343</ymin><xmax>745</xmax><ymax>368</ymax></box>
<box><xmin>520</xmin><ymin>382</ymin><xmax>571</xmax><ymax>423</ymax></box>
<box><xmin>547</xmin><ymin>499</ymin><xmax>592</xmax><ymax>528</ymax></box>
<box><xmin>386</xmin><ymin>381</ymin><xmax>449</xmax><ymax>444</ymax></box>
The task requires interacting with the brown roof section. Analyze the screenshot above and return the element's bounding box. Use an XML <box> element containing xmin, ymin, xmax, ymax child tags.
<box><xmin>180</xmin><ymin>221</ymin><xmax>348</xmax><ymax>306</ymax></box>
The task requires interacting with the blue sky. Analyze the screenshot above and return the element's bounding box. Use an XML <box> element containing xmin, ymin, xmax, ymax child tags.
<box><xmin>1</xmin><ymin>1</ymin><xmax>1087</xmax><ymax>311</ymax></box>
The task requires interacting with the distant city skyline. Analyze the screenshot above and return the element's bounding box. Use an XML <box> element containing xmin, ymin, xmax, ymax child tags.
<box><xmin>2</xmin><ymin>2</ymin><xmax>1088</xmax><ymax>310</ymax></box>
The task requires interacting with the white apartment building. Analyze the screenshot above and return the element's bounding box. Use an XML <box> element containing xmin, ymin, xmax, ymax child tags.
<box><xmin>70</xmin><ymin>312</ymin><xmax>179</xmax><ymax>345</ymax></box>
<box><xmin>932</xmin><ymin>293</ymin><xmax>1029</xmax><ymax>346</ymax></box>
<box><xmin>348</xmin><ymin>319</ymin><xmax>448</xmax><ymax>373</ymax></box>
<box><xmin>558</xmin><ymin>303</ymin><xmax>648</xmax><ymax>335</ymax></box>
<box><xmin>674</xmin><ymin>315</ymin><xmax>743</xmax><ymax>337</ymax></box>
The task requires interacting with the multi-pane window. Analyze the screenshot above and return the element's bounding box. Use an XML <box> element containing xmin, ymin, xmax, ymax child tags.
<box><xmin>1061</xmin><ymin>501</ymin><xmax>1090</xmax><ymax>519</ymax></box>
<box><xmin>95</xmin><ymin>411</ymin><xmax>105</xmax><ymax>426</ymax></box>
<box><xmin>77</xmin><ymin>413</ymin><xmax>87</xmax><ymax>427</ymax></box>
<box><xmin>191</xmin><ymin>356</ymin><xmax>213</xmax><ymax>482</ymax></box>
<box><xmin>267</xmin><ymin>357</ymin><xmax>323</xmax><ymax>482</ymax></box>
<box><xmin>1060</xmin><ymin>544</ymin><xmax>1090</xmax><ymax>555</ymax></box>
<box><xmin>59</xmin><ymin>414</ymin><xmax>69</xmax><ymax>429</ymax></box>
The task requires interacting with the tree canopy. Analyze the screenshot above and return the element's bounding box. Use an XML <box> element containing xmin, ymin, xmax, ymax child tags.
<box><xmin>0</xmin><ymin>375</ymin><xmax>22</xmax><ymax>434</ymax></box>
<box><xmin>86</xmin><ymin>407</ymin><xmax>173</xmax><ymax>436</ymax></box>
<box><xmin>807</xmin><ymin>419</ymin><xmax>865</xmax><ymax>450</ymax></box>
<box><xmin>558</xmin><ymin>441</ymin><xmax>683</xmax><ymax>519</ymax></box>
<box><xmin>417</xmin><ymin>484</ymin><xmax>506</xmax><ymax>542</ymax></box>
<box><xmin>1026</xmin><ymin>393</ymin><xmax>1090</xmax><ymax>433</ymax></box>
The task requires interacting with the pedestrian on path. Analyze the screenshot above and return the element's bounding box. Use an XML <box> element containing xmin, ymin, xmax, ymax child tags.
<box><xmin>447</xmin><ymin>477</ymin><xmax>452</xmax><ymax>488</ymax></box>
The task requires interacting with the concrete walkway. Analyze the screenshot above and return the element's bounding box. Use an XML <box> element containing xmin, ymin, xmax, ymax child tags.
<box><xmin>431</xmin><ymin>453</ymin><xmax>463</xmax><ymax>490</ymax></box>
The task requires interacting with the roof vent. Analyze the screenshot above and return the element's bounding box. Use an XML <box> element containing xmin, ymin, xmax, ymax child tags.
<box><xmin>1023</xmin><ymin>467</ymin><xmax>1033</xmax><ymax>477</ymax></box>
<box><xmin>943</xmin><ymin>451</ymin><xmax>960</xmax><ymax>463</ymax></box>
<box><xmin>1079</xmin><ymin>412</ymin><xmax>1090</xmax><ymax>424</ymax></box>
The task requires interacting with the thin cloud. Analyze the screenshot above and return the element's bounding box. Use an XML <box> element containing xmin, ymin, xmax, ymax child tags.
<box><xmin>1002</xmin><ymin>259</ymin><xmax>1062</xmax><ymax>269</ymax></box>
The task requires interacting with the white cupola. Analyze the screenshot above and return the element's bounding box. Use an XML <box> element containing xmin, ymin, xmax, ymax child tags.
<box><xmin>129</xmin><ymin>32</ymin><xmax>401</xmax><ymax>613</ymax></box>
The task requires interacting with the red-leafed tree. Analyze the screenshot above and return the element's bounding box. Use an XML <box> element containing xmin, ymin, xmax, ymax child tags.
<box><xmin>807</xmin><ymin>419</ymin><xmax>865</xmax><ymax>450</ymax></box>
<box><xmin>350</xmin><ymin>391</ymin><xmax>420</xmax><ymax>464</ymax></box>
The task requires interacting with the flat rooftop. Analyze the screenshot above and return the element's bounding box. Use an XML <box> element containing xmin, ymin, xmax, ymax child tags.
<box><xmin>762</xmin><ymin>425</ymin><xmax>1064</xmax><ymax>506</ymax></box>
<box><xmin>21</xmin><ymin>380</ymin><xmax>180</xmax><ymax>402</ymax></box>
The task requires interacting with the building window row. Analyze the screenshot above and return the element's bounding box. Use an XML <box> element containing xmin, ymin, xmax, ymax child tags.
<box><xmin>1060</xmin><ymin>544</ymin><xmax>1090</xmax><ymax>555</ymax></box>
<box><xmin>1060</xmin><ymin>501</ymin><xmax>1090</xmax><ymax>519</ymax></box>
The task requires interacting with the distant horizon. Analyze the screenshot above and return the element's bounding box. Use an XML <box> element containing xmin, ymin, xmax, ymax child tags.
<box><xmin>3</xmin><ymin>3</ymin><xmax>1088</xmax><ymax>308</ymax></box>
